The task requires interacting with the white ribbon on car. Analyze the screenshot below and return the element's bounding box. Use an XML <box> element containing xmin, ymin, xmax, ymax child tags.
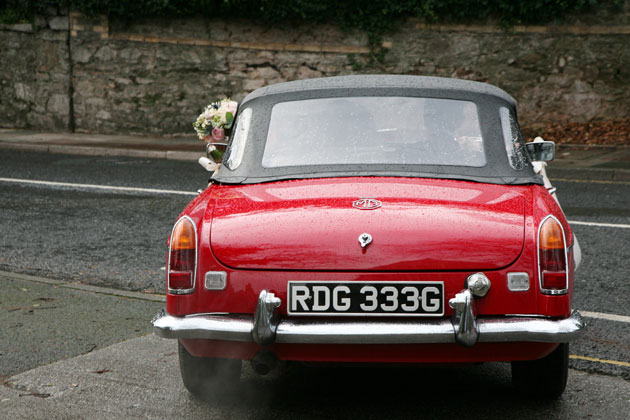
<box><xmin>198</xmin><ymin>157</ymin><xmax>220</xmax><ymax>172</ymax></box>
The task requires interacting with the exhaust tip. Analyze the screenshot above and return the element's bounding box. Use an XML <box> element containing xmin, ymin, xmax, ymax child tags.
<box><xmin>253</xmin><ymin>362</ymin><xmax>271</xmax><ymax>375</ymax></box>
<box><xmin>251</xmin><ymin>350</ymin><xmax>278</xmax><ymax>376</ymax></box>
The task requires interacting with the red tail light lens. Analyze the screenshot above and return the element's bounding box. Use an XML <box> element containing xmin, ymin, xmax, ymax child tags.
<box><xmin>168</xmin><ymin>216</ymin><xmax>196</xmax><ymax>293</ymax></box>
<box><xmin>538</xmin><ymin>216</ymin><xmax>568</xmax><ymax>295</ymax></box>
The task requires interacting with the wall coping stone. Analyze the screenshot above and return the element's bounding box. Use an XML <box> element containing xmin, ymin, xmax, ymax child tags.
<box><xmin>0</xmin><ymin>23</ymin><xmax>33</xmax><ymax>33</ymax></box>
<box><xmin>414</xmin><ymin>21</ymin><xmax>630</xmax><ymax>35</ymax></box>
<box><xmin>105</xmin><ymin>32</ymin><xmax>374</xmax><ymax>54</ymax></box>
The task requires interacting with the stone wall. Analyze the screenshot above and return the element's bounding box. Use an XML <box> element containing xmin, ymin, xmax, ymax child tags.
<box><xmin>385</xmin><ymin>21</ymin><xmax>630</xmax><ymax>124</ymax></box>
<box><xmin>1</xmin><ymin>3</ymin><xmax>629</xmax><ymax>135</ymax></box>
<box><xmin>0</xmin><ymin>13</ymin><xmax>71</xmax><ymax>131</ymax></box>
<box><xmin>68</xmin><ymin>15</ymin><xmax>368</xmax><ymax>134</ymax></box>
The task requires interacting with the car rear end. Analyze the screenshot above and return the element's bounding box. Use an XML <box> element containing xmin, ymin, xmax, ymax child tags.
<box><xmin>153</xmin><ymin>75</ymin><xmax>585</xmax><ymax>398</ymax></box>
<box><xmin>155</xmin><ymin>177</ymin><xmax>583</xmax><ymax>368</ymax></box>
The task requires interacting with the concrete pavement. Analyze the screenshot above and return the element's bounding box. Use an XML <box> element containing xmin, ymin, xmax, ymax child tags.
<box><xmin>549</xmin><ymin>144</ymin><xmax>630</xmax><ymax>181</ymax></box>
<box><xmin>2</xmin><ymin>333</ymin><xmax>629</xmax><ymax>419</ymax></box>
<box><xmin>0</xmin><ymin>129</ymin><xmax>202</xmax><ymax>162</ymax></box>
<box><xmin>1</xmin><ymin>128</ymin><xmax>630</xmax><ymax>180</ymax></box>
<box><xmin>0</xmin><ymin>271</ymin><xmax>164</xmax><ymax>378</ymax></box>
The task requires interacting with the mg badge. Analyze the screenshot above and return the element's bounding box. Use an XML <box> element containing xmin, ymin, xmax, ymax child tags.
<box><xmin>353</xmin><ymin>198</ymin><xmax>382</xmax><ymax>210</ymax></box>
<box><xmin>358</xmin><ymin>233</ymin><xmax>373</xmax><ymax>248</ymax></box>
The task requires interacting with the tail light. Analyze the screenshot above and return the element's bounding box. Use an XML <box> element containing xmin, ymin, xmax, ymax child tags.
<box><xmin>168</xmin><ymin>216</ymin><xmax>197</xmax><ymax>294</ymax></box>
<box><xmin>538</xmin><ymin>215</ymin><xmax>568</xmax><ymax>295</ymax></box>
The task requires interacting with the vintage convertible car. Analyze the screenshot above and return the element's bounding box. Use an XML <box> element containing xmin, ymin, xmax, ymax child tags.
<box><xmin>153</xmin><ymin>75</ymin><xmax>585</xmax><ymax>398</ymax></box>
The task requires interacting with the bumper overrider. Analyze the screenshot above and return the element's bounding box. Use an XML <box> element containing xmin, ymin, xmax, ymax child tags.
<box><xmin>153</xmin><ymin>288</ymin><xmax>586</xmax><ymax>347</ymax></box>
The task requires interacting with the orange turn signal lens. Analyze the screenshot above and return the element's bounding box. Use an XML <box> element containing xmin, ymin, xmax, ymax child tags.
<box><xmin>168</xmin><ymin>217</ymin><xmax>197</xmax><ymax>293</ymax></box>
<box><xmin>539</xmin><ymin>217</ymin><xmax>564</xmax><ymax>250</ymax></box>
<box><xmin>171</xmin><ymin>218</ymin><xmax>196</xmax><ymax>250</ymax></box>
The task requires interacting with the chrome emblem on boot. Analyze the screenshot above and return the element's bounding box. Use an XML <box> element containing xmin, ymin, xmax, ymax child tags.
<box><xmin>353</xmin><ymin>198</ymin><xmax>382</xmax><ymax>210</ymax></box>
<box><xmin>359</xmin><ymin>233</ymin><xmax>373</xmax><ymax>248</ymax></box>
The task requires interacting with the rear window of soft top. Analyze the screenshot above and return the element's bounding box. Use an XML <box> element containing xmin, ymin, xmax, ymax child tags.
<box><xmin>262</xmin><ymin>96</ymin><xmax>486</xmax><ymax>168</ymax></box>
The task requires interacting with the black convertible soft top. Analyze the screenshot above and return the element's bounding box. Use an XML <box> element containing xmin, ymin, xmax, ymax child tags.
<box><xmin>213</xmin><ymin>75</ymin><xmax>542</xmax><ymax>186</ymax></box>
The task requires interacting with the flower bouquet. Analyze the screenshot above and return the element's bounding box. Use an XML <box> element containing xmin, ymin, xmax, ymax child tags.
<box><xmin>193</xmin><ymin>98</ymin><xmax>238</xmax><ymax>163</ymax></box>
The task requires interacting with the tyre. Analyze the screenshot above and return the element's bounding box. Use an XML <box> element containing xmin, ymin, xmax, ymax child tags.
<box><xmin>511</xmin><ymin>343</ymin><xmax>569</xmax><ymax>399</ymax></box>
<box><xmin>178</xmin><ymin>341</ymin><xmax>242</xmax><ymax>398</ymax></box>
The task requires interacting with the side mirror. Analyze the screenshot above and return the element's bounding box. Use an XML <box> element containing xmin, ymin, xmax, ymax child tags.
<box><xmin>526</xmin><ymin>140</ymin><xmax>555</xmax><ymax>162</ymax></box>
<box><xmin>206</xmin><ymin>141</ymin><xmax>228</xmax><ymax>162</ymax></box>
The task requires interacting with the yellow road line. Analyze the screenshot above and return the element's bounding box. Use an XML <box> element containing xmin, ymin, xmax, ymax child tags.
<box><xmin>570</xmin><ymin>354</ymin><xmax>630</xmax><ymax>367</ymax></box>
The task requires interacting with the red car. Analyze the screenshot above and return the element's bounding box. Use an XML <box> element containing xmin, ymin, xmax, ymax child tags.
<box><xmin>153</xmin><ymin>75</ymin><xmax>584</xmax><ymax>398</ymax></box>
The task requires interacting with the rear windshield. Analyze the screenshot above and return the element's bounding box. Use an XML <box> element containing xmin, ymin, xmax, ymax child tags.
<box><xmin>262</xmin><ymin>97</ymin><xmax>486</xmax><ymax>168</ymax></box>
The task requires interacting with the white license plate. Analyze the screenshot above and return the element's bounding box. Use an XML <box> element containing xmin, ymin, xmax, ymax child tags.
<box><xmin>287</xmin><ymin>281</ymin><xmax>444</xmax><ymax>317</ymax></box>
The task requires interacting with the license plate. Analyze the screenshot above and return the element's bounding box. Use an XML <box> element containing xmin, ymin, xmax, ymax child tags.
<box><xmin>287</xmin><ymin>281</ymin><xmax>444</xmax><ymax>317</ymax></box>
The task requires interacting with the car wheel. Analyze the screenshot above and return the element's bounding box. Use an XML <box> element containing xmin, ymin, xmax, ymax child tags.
<box><xmin>178</xmin><ymin>341</ymin><xmax>242</xmax><ymax>398</ymax></box>
<box><xmin>511</xmin><ymin>343</ymin><xmax>569</xmax><ymax>399</ymax></box>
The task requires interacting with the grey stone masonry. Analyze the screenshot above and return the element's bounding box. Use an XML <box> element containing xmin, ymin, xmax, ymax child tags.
<box><xmin>1</xmin><ymin>2</ymin><xmax>629</xmax><ymax>134</ymax></box>
<box><xmin>0</xmin><ymin>11</ymin><xmax>71</xmax><ymax>131</ymax></box>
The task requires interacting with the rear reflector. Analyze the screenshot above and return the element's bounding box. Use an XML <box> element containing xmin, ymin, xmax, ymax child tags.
<box><xmin>538</xmin><ymin>216</ymin><xmax>568</xmax><ymax>295</ymax></box>
<box><xmin>541</xmin><ymin>270</ymin><xmax>566</xmax><ymax>290</ymax></box>
<box><xmin>169</xmin><ymin>271</ymin><xmax>192</xmax><ymax>289</ymax></box>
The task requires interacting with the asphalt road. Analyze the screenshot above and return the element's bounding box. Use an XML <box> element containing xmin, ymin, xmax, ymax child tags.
<box><xmin>0</xmin><ymin>150</ymin><xmax>201</xmax><ymax>292</ymax></box>
<box><xmin>1</xmin><ymin>150</ymin><xmax>629</xmax><ymax>418</ymax></box>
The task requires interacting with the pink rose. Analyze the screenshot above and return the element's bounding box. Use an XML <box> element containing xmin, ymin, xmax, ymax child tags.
<box><xmin>226</xmin><ymin>101</ymin><xmax>238</xmax><ymax>114</ymax></box>
<box><xmin>211</xmin><ymin>127</ymin><xmax>225</xmax><ymax>141</ymax></box>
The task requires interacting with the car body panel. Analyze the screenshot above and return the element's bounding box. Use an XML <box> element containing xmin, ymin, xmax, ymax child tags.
<box><xmin>166</xmin><ymin>181</ymin><xmax>573</xmax><ymax>322</ymax></box>
<box><xmin>181</xmin><ymin>338</ymin><xmax>559</xmax><ymax>363</ymax></box>
<box><xmin>209</xmin><ymin>177</ymin><xmax>526</xmax><ymax>271</ymax></box>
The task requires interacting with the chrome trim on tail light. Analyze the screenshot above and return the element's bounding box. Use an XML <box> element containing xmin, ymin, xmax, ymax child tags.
<box><xmin>537</xmin><ymin>214</ymin><xmax>569</xmax><ymax>295</ymax></box>
<box><xmin>167</xmin><ymin>215</ymin><xmax>197</xmax><ymax>295</ymax></box>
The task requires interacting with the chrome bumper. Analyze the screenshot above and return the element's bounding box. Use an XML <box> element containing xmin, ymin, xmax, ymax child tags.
<box><xmin>152</xmin><ymin>309</ymin><xmax>585</xmax><ymax>346</ymax></box>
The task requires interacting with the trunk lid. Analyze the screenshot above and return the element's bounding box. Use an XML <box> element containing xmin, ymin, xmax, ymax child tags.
<box><xmin>209</xmin><ymin>178</ymin><xmax>525</xmax><ymax>271</ymax></box>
